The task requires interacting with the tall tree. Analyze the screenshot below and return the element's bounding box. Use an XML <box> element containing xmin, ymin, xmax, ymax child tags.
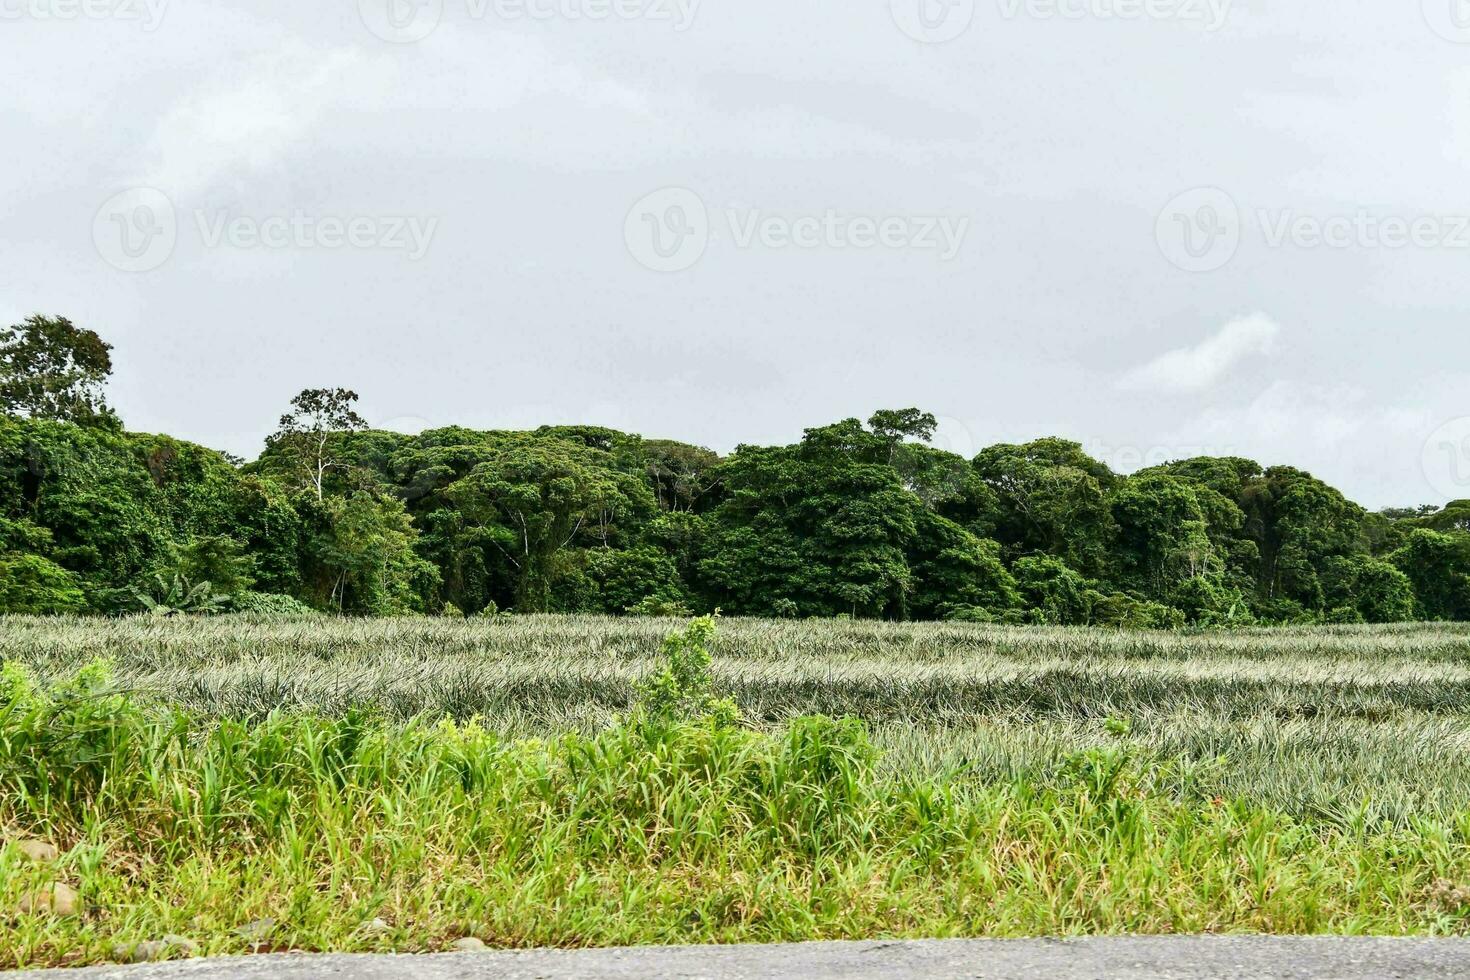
<box><xmin>446</xmin><ymin>435</ymin><xmax>653</xmax><ymax>612</ymax></box>
<box><xmin>1390</xmin><ymin>529</ymin><xmax>1470</xmax><ymax>621</ymax></box>
<box><xmin>1321</xmin><ymin>555</ymin><xmax>1416</xmax><ymax>623</ymax></box>
<box><xmin>0</xmin><ymin>315</ymin><xmax>114</xmax><ymax>425</ymax></box>
<box><xmin>1108</xmin><ymin>473</ymin><xmax>1221</xmax><ymax>593</ymax></box>
<box><xmin>868</xmin><ymin>408</ymin><xmax>937</xmax><ymax>463</ymax></box>
<box><xmin>643</xmin><ymin>439</ymin><xmax>722</xmax><ymax>512</ymax></box>
<box><xmin>268</xmin><ymin>388</ymin><xmax>368</xmax><ymax>501</ymax></box>
<box><xmin>299</xmin><ymin>492</ymin><xmax>435</xmax><ymax>614</ymax></box>
<box><xmin>1237</xmin><ymin>466</ymin><xmax>1366</xmax><ymax>611</ymax></box>
<box><xmin>971</xmin><ymin>438</ymin><xmax>1117</xmax><ymax>575</ymax></box>
<box><xmin>701</xmin><ymin>421</ymin><xmax>921</xmax><ymax>618</ymax></box>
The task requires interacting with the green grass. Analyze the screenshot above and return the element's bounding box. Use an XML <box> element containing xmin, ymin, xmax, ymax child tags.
<box><xmin>4</xmin><ymin>616</ymin><xmax>1470</xmax><ymax>968</ymax></box>
<box><xmin>6</xmin><ymin>615</ymin><xmax>1470</xmax><ymax>823</ymax></box>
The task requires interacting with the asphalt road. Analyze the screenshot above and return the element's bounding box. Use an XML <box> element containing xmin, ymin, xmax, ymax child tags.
<box><xmin>13</xmin><ymin>938</ymin><xmax>1470</xmax><ymax>979</ymax></box>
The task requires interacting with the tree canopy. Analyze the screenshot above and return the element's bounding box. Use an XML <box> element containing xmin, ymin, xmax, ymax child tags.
<box><xmin>0</xmin><ymin>315</ymin><xmax>115</xmax><ymax>425</ymax></box>
<box><xmin>3</xmin><ymin>316</ymin><xmax>1468</xmax><ymax>626</ymax></box>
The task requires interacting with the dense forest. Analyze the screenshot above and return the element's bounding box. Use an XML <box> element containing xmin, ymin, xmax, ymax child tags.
<box><xmin>4</xmin><ymin>314</ymin><xmax>1469</xmax><ymax>625</ymax></box>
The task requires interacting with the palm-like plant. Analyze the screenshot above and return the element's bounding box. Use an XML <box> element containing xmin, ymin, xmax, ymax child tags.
<box><xmin>131</xmin><ymin>572</ymin><xmax>231</xmax><ymax>616</ymax></box>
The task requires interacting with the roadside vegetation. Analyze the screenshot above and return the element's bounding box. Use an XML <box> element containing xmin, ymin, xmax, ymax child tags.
<box><xmin>6</xmin><ymin>617</ymin><xmax>1470</xmax><ymax>969</ymax></box>
<box><xmin>6</xmin><ymin>614</ymin><xmax>1470</xmax><ymax>824</ymax></box>
<box><xmin>9</xmin><ymin>317</ymin><xmax>1470</xmax><ymax>967</ymax></box>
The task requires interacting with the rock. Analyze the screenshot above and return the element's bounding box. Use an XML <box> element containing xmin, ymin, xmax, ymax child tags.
<box><xmin>1428</xmin><ymin>878</ymin><xmax>1470</xmax><ymax>911</ymax></box>
<box><xmin>235</xmin><ymin>918</ymin><xmax>276</xmax><ymax>943</ymax></box>
<box><xmin>451</xmin><ymin>937</ymin><xmax>487</xmax><ymax>952</ymax></box>
<box><xmin>17</xmin><ymin>882</ymin><xmax>79</xmax><ymax>916</ymax></box>
<box><xmin>360</xmin><ymin>917</ymin><xmax>390</xmax><ymax>936</ymax></box>
<box><xmin>162</xmin><ymin>935</ymin><xmax>201</xmax><ymax>956</ymax></box>
<box><xmin>126</xmin><ymin>941</ymin><xmax>168</xmax><ymax>964</ymax></box>
<box><xmin>118</xmin><ymin>935</ymin><xmax>200</xmax><ymax>962</ymax></box>
<box><xmin>14</xmin><ymin>839</ymin><xmax>59</xmax><ymax>863</ymax></box>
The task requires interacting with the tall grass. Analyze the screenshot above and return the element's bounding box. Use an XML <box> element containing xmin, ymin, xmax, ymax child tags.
<box><xmin>5</xmin><ymin>615</ymin><xmax>1470</xmax><ymax>823</ymax></box>
<box><xmin>4</xmin><ymin>652</ymin><xmax>1470</xmax><ymax>970</ymax></box>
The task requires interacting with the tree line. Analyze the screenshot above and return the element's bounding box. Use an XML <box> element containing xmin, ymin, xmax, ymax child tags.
<box><xmin>4</xmin><ymin>314</ymin><xmax>1469</xmax><ymax>625</ymax></box>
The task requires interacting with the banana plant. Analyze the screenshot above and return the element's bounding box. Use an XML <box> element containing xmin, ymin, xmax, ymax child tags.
<box><xmin>131</xmin><ymin>572</ymin><xmax>231</xmax><ymax>616</ymax></box>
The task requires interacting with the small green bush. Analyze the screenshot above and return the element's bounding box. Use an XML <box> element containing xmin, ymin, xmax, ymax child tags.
<box><xmin>633</xmin><ymin>615</ymin><xmax>741</xmax><ymax>728</ymax></box>
<box><xmin>230</xmin><ymin>591</ymin><xmax>318</xmax><ymax>616</ymax></box>
<box><xmin>625</xmin><ymin>595</ymin><xmax>694</xmax><ymax>617</ymax></box>
<box><xmin>0</xmin><ymin>554</ymin><xmax>86</xmax><ymax>615</ymax></box>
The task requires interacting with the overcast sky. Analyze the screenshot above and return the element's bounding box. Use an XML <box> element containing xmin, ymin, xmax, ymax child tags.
<box><xmin>4</xmin><ymin>0</ymin><xmax>1469</xmax><ymax>508</ymax></box>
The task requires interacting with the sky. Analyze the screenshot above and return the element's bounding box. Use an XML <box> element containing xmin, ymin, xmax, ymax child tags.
<box><xmin>4</xmin><ymin>0</ymin><xmax>1470</xmax><ymax>508</ymax></box>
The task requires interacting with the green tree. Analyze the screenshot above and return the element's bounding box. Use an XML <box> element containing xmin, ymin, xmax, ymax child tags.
<box><xmin>168</xmin><ymin>534</ymin><xmax>256</xmax><ymax>597</ymax></box>
<box><xmin>907</xmin><ymin>510</ymin><xmax>1019</xmax><ymax>619</ymax></box>
<box><xmin>643</xmin><ymin>440</ymin><xmax>722</xmax><ymax>512</ymax></box>
<box><xmin>891</xmin><ymin>444</ymin><xmax>976</xmax><ymax>512</ymax></box>
<box><xmin>868</xmin><ymin>408</ymin><xmax>937</xmax><ymax>463</ymax></box>
<box><xmin>1012</xmin><ymin>556</ymin><xmax>1091</xmax><ymax>625</ymax></box>
<box><xmin>1</xmin><ymin>418</ymin><xmax>179</xmax><ymax>604</ymax></box>
<box><xmin>1168</xmin><ymin>575</ymin><xmax>1253</xmax><ymax>626</ymax></box>
<box><xmin>971</xmin><ymin>439</ymin><xmax>1116</xmax><ymax>575</ymax></box>
<box><xmin>1322</xmin><ymin>555</ymin><xmax>1416</xmax><ymax>624</ymax></box>
<box><xmin>1108</xmin><ymin>473</ymin><xmax>1221</xmax><ymax>596</ymax></box>
<box><xmin>299</xmin><ymin>493</ymin><xmax>436</xmax><ymax>614</ymax></box>
<box><xmin>1390</xmin><ymin>529</ymin><xmax>1470</xmax><ymax>621</ymax></box>
<box><xmin>267</xmin><ymin>388</ymin><xmax>369</xmax><ymax>501</ymax></box>
<box><xmin>1237</xmin><ymin>467</ymin><xmax>1366</xmax><ymax>610</ymax></box>
<box><xmin>645</xmin><ymin>511</ymin><xmax>710</xmax><ymax>600</ymax></box>
<box><xmin>583</xmin><ymin>544</ymin><xmax>689</xmax><ymax>614</ymax></box>
<box><xmin>0</xmin><ymin>553</ymin><xmax>85</xmax><ymax>614</ymax></box>
<box><xmin>446</xmin><ymin>436</ymin><xmax>653</xmax><ymax>612</ymax></box>
<box><xmin>1150</xmin><ymin>458</ymin><xmax>1365</xmax><ymax>617</ymax></box>
<box><xmin>0</xmin><ymin>315</ymin><xmax>115</xmax><ymax>425</ymax></box>
<box><xmin>700</xmin><ymin>421</ymin><xmax>917</xmax><ymax>618</ymax></box>
<box><xmin>1408</xmin><ymin>500</ymin><xmax>1470</xmax><ymax>535</ymax></box>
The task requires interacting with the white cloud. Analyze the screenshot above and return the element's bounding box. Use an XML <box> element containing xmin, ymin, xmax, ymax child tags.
<box><xmin>131</xmin><ymin>30</ymin><xmax>672</xmax><ymax>196</ymax></box>
<box><xmin>1117</xmin><ymin>313</ymin><xmax>1281</xmax><ymax>393</ymax></box>
<box><xmin>1180</xmin><ymin>380</ymin><xmax>1366</xmax><ymax>450</ymax></box>
<box><xmin>137</xmin><ymin>43</ymin><xmax>383</xmax><ymax>200</ymax></box>
<box><xmin>6</xmin><ymin>0</ymin><xmax>1468</xmax><ymax>510</ymax></box>
<box><xmin>1144</xmin><ymin>375</ymin><xmax>1470</xmax><ymax>508</ymax></box>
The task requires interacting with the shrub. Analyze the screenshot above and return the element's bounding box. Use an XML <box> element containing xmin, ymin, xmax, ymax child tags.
<box><xmin>634</xmin><ymin>615</ymin><xmax>740</xmax><ymax>728</ymax></box>
<box><xmin>625</xmin><ymin>595</ymin><xmax>694</xmax><ymax>617</ymax></box>
<box><xmin>473</xmin><ymin>600</ymin><xmax>511</xmax><ymax>620</ymax></box>
<box><xmin>230</xmin><ymin>591</ymin><xmax>317</xmax><ymax>616</ymax></box>
<box><xmin>586</xmin><ymin>546</ymin><xmax>690</xmax><ymax>615</ymax></box>
<box><xmin>1169</xmin><ymin>577</ymin><xmax>1254</xmax><ymax>627</ymax></box>
<box><xmin>944</xmin><ymin>605</ymin><xmax>995</xmax><ymax>624</ymax></box>
<box><xmin>1012</xmin><ymin>557</ymin><xmax>1090</xmax><ymax>625</ymax></box>
<box><xmin>1089</xmin><ymin>592</ymin><xmax>1185</xmax><ymax>630</ymax></box>
<box><xmin>770</xmin><ymin>598</ymin><xmax>800</xmax><ymax>619</ymax></box>
<box><xmin>0</xmin><ymin>554</ymin><xmax>86</xmax><ymax>615</ymax></box>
